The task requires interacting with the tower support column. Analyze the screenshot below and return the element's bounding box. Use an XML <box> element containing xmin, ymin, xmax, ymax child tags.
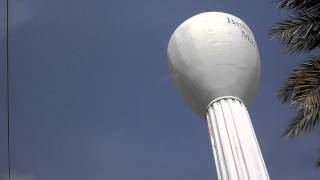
<box><xmin>206</xmin><ymin>97</ymin><xmax>270</xmax><ymax>180</ymax></box>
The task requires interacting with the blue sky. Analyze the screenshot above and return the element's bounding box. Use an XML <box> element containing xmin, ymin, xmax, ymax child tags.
<box><xmin>1</xmin><ymin>0</ymin><xmax>320</xmax><ymax>179</ymax></box>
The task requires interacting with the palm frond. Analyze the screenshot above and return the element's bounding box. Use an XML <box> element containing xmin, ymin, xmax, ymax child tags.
<box><xmin>283</xmin><ymin>106</ymin><xmax>320</xmax><ymax>137</ymax></box>
<box><xmin>273</xmin><ymin>0</ymin><xmax>320</xmax><ymax>169</ymax></box>
<box><xmin>279</xmin><ymin>56</ymin><xmax>320</xmax><ymax>137</ymax></box>
<box><xmin>279</xmin><ymin>56</ymin><xmax>320</xmax><ymax>104</ymax></box>
<box><xmin>315</xmin><ymin>159</ymin><xmax>320</xmax><ymax>168</ymax></box>
<box><xmin>277</xmin><ymin>0</ymin><xmax>320</xmax><ymax>12</ymax></box>
<box><xmin>270</xmin><ymin>11</ymin><xmax>320</xmax><ymax>52</ymax></box>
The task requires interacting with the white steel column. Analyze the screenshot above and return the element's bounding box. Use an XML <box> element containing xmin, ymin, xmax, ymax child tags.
<box><xmin>206</xmin><ymin>97</ymin><xmax>270</xmax><ymax>180</ymax></box>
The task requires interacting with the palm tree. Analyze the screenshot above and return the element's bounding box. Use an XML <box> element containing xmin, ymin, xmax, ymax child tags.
<box><xmin>270</xmin><ymin>0</ymin><xmax>320</xmax><ymax>166</ymax></box>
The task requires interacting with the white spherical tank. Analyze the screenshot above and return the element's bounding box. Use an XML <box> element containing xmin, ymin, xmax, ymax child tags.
<box><xmin>167</xmin><ymin>12</ymin><xmax>260</xmax><ymax>118</ymax></box>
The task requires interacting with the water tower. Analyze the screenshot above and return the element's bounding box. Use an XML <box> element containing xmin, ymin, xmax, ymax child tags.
<box><xmin>167</xmin><ymin>12</ymin><xmax>270</xmax><ymax>180</ymax></box>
